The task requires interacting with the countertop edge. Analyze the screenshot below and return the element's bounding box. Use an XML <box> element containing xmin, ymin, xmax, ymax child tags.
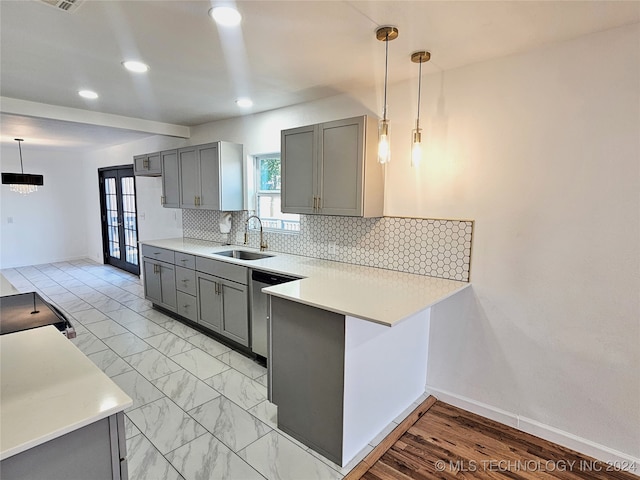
<box><xmin>263</xmin><ymin>282</ymin><xmax>472</xmax><ymax>327</ymax></box>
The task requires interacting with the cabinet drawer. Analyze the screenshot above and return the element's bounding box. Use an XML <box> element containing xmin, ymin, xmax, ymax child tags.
<box><xmin>175</xmin><ymin>266</ymin><xmax>196</xmax><ymax>295</ymax></box>
<box><xmin>196</xmin><ymin>257</ymin><xmax>247</xmax><ymax>285</ymax></box>
<box><xmin>175</xmin><ymin>252</ymin><xmax>196</xmax><ymax>269</ymax></box>
<box><xmin>177</xmin><ymin>291</ymin><xmax>197</xmax><ymax>322</ymax></box>
<box><xmin>141</xmin><ymin>245</ymin><xmax>175</xmax><ymax>264</ymax></box>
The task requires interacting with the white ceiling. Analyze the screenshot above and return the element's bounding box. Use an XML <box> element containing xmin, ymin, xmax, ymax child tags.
<box><xmin>1</xmin><ymin>0</ymin><xmax>638</xmax><ymax>150</ymax></box>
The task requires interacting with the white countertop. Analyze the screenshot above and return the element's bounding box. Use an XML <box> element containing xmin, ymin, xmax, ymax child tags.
<box><xmin>0</xmin><ymin>326</ymin><xmax>132</xmax><ymax>460</ymax></box>
<box><xmin>141</xmin><ymin>238</ymin><xmax>471</xmax><ymax>327</ymax></box>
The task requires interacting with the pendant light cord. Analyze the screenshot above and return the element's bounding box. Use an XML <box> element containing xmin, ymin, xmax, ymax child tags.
<box><xmin>383</xmin><ymin>32</ymin><xmax>389</xmax><ymax>121</ymax></box>
<box><xmin>416</xmin><ymin>57</ymin><xmax>423</xmax><ymax>129</ymax></box>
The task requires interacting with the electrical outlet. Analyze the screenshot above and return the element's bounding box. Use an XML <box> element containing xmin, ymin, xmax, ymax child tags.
<box><xmin>328</xmin><ymin>241</ymin><xmax>337</xmax><ymax>255</ymax></box>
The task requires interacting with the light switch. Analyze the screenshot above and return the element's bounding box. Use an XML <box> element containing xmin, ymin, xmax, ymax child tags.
<box><xmin>7</xmin><ymin>217</ymin><xmax>13</xmax><ymax>224</ymax></box>
<box><xmin>328</xmin><ymin>241</ymin><xmax>336</xmax><ymax>255</ymax></box>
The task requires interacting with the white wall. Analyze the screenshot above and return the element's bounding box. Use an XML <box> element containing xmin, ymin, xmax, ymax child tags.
<box><xmin>0</xmin><ymin>145</ymin><xmax>88</xmax><ymax>268</ymax></box>
<box><xmin>421</xmin><ymin>23</ymin><xmax>639</xmax><ymax>460</ymax></box>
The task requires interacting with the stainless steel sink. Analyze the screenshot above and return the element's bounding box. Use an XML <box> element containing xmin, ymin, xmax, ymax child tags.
<box><xmin>214</xmin><ymin>250</ymin><xmax>274</xmax><ymax>261</ymax></box>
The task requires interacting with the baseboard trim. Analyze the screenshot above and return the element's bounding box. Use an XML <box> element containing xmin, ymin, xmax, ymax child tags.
<box><xmin>0</xmin><ymin>254</ymin><xmax>92</xmax><ymax>269</ymax></box>
<box><xmin>426</xmin><ymin>386</ymin><xmax>640</xmax><ymax>471</ymax></box>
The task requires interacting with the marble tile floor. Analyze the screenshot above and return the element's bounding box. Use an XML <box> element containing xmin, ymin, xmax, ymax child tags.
<box><xmin>2</xmin><ymin>259</ymin><xmax>423</xmax><ymax>480</ymax></box>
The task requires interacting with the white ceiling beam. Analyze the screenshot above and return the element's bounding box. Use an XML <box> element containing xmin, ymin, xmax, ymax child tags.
<box><xmin>0</xmin><ymin>97</ymin><xmax>190</xmax><ymax>138</ymax></box>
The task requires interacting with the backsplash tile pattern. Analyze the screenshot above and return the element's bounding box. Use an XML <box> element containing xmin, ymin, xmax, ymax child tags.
<box><xmin>182</xmin><ymin>210</ymin><xmax>473</xmax><ymax>281</ymax></box>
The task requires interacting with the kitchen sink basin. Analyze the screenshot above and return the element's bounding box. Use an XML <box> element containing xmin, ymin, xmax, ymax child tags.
<box><xmin>214</xmin><ymin>250</ymin><xmax>274</xmax><ymax>261</ymax></box>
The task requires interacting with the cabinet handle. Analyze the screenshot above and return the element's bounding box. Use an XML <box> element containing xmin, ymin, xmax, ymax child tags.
<box><xmin>318</xmin><ymin>196</ymin><xmax>322</xmax><ymax>210</ymax></box>
<box><xmin>180</xmin><ymin>259</ymin><xmax>188</xmax><ymax>263</ymax></box>
<box><xmin>182</xmin><ymin>279</ymin><xmax>188</xmax><ymax>283</ymax></box>
<box><xmin>161</xmin><ymin>196</ymin><xmax>165</xmax><ymax>205</ymax></box>
<box><xmin>313</xmin><ymin>196</ymin><xmax>317</xmax><ymax>211</ymax></box>
<box><xmin>183</xmin><ymin>304</ymin><xmax>189</xmax><ymax>309</ymax></box>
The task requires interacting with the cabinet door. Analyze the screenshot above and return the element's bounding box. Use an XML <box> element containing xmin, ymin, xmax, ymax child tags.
<box><xmin>220</xmin><ymin>279</ymin><xmax>249</xmax><ymax>346</ymax></box>
<box><xmin>196</xmin><ymin>273</ymin><xmax>223</xmax><ymax>333</ymax></box>
<box><xmin>147</xmin><ymin>152</ymin><xmax>162</xmax><ymax>175</ymax></box>
<box><xmin>143</xmin><ymin>259</ymin><xmax>162</xmax><ymax>304</ymax></box>
<box><xmin>159</xmin><ymin>263</ymin><xmax>177</xmax><ymax>311</ymax></box>
<box><xmin>161</xmin><ymin>150</ymin><xmax>180</xmax><ymax>208</ymax></box>
<box><xmin>318</xmin><ymin>117</ymin><xmax>364</xmax><ymax>216</ymax></box>
<box><xmin>133</xmin><ymin>155</ymin><xmax>148</xmax><ymax>175</ymax></box>
<box><xmin>179</xmin><ymin>147</ymin><xmax>198</xmax><ymax>208</ymax></box>
<box><xmin>198</xmin><ymin>143</ymin><xmax>220</xmax><ymax>210</ymax></box>
<box><xmin>281</xmin><ymin>125</ymin><xmax>317</xmax><ymax>214</ymax></box>
<box><xmin>134</xmin><ymin>153</ymin><xmax>162</xmax><ymax>176</ymax></box>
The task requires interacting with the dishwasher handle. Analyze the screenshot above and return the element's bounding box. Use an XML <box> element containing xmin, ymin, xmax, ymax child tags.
<box><xmin>251</xmin><ymin>270</ymin><xmax>299</xmax><ymax>285</ymax></box>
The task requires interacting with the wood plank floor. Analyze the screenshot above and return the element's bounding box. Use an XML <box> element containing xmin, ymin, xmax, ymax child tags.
<box><xmin>348</xmin><ymin>400</ymin><xmax>638</xmax><ymax>480</ymax></box>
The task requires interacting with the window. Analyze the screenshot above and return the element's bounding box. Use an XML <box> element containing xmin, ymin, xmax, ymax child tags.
<box><xmin>254</xmin><ymin>153</ymin><xmax>300</xmax><ymax>232</ymax></box>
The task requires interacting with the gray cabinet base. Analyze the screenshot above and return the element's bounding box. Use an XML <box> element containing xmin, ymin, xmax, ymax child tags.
<box><xmin>1</xmin><ymin>413</ymin><xmax>127</xmax><ymax>480</ymax></box>
<box><xmin>270</xmin><ymin>297</ymin><xmax>345</xmax><ymax>466</ymax></box>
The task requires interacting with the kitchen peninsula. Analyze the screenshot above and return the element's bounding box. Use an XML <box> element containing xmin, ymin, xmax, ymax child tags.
<box><xmin>140</xmin><ymin>237</ymin><xmax>470</xmax><ymax>466</ymax></box>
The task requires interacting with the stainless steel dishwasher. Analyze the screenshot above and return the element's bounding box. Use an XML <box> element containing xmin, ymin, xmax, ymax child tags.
<box><xmin>250</xmin><ymin>270</ymin><xmax>298</xmax><ymax>359</ymax></box>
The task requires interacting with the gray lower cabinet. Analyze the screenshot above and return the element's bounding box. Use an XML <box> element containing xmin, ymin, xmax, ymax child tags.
<box><xmin>142</xmin><ymin>258</ymin><xmax>177</xmax><ymax>312</ymax></box>
<box><xmin>270</xmin><ymin>297</ymin><xmax>345</xmax><ymax>465</ymax></box>
<box><xmin>1</xmin><ymin>412</ymin><xmax>127</xmax><ymax>480</ymax></box>
<box><xmin>195</xmin><ymin>272</ymin><xmax>249</xmax><ymax>346</ymax></box>
<box><xmin>161</xmin><ymin>149</ymin><xmax>180</xmax><ymax>208</ymax></box>
<box><xmin>176</xmin><ymin>257</ymin><xmax>197</xmax><ymax>322</ymax></box>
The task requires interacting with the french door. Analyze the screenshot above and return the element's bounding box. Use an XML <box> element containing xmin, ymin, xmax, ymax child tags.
<box><xmin>98</xmin><ymin>166</ymin><xmax>140</xmax><ymax>275</ymax></box>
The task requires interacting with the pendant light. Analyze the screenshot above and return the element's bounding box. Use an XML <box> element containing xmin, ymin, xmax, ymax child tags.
<box><xmin>376</xmin><ymin>26</ymin><xmax>398</xmax><ymax>164</ymax></box>
<box><xmin>411</xmin><ymin>51</ymin><xmax>430</xmax><ymax>167</ymax></box>
<box><xmin>1</xmin><ymin>139</ymin><xmax>44</xmax><ymax>195</ymax></box>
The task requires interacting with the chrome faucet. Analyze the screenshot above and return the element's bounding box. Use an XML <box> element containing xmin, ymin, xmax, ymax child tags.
<box><xmin>245</xmin><ymin>215</ymin><xmax>268</xmax><ymax>251</ymax></box>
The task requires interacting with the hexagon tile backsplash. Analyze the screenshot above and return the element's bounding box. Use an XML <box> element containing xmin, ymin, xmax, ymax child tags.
<box><xmin>182</xmin><ymin>210</ymin><xmax>473</xmax><ymax>282</ymax></box>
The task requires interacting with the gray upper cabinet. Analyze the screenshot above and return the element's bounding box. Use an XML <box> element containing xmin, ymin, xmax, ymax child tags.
<box><xmin>281</xmin><ymin>125</ymin><xmax>316</xmax><ymax>214</ymax></box>
<box><xmin>281</xmin><ymin>115</ymin><xmax>383</xmax><ymax>217</ymax></box>
<box><xmin>178</xmin><ymin>141</ymin><xmax>244</xmax><ymax>211</ymax></box>
<box><xmin>134</xmin><ymin>152</ymin><xmax>162</xmax><ymax>176</ymax></box>
<box><xmin>161</xmin><ymin>150</ymin><xmax>180</xmax><ymax>208</ymax></box>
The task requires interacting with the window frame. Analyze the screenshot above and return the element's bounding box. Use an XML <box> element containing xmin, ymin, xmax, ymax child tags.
<box><xmin>253</xmin><ymin>153</ymin><xmax>300</xmax><ymax>233</ymax></box>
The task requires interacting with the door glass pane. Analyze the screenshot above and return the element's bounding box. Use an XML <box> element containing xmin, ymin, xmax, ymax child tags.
<box><xmin>121</xmin><ymin>176</ymin><xmax>138</xmax><ymax>265</ymax></box>
<box><xmin>105</xmin><ymin>178</ymin><xmax>120</xmax><ymax>258</ymax></box>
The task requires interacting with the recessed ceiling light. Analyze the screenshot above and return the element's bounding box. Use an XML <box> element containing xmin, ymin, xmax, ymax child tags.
<box><xmin>78</xmin><ymin>90</ymin><xmax>99</xmax><ymax>99</ymax></box>
<box><xmin>122</xmin><ymin>60</ymin><xmax>149</xmax><ymax>73</ymax></box>
<box><xmin>236</xmin><ymin>98</ymin><xmax>253</xmax><ymax>108</ymax></box>
<box><xmin>209</xmin><ymin>6</ymin><xmax>242</xmax><ymax>27</ymax></box>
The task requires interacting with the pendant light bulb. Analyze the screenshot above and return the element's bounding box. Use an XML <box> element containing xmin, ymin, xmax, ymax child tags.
<box><xmin>410</xmin><ymin>51</ymin><xmax>430</xmax><ymax>168</ymax></box>
<box><xmin>376</xmin><ymin>26</ymin><xmax>398</xmax><ymax>165</ymax></box>
<box><xmin>411</xmin><ymin>129</ymin><xmax>422</xmax><ymax>167</ymax></box>
<box><xmin>378</xmin><ymin>119</ymin><xmax>391</xmax><ymax>164</ymax></box>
